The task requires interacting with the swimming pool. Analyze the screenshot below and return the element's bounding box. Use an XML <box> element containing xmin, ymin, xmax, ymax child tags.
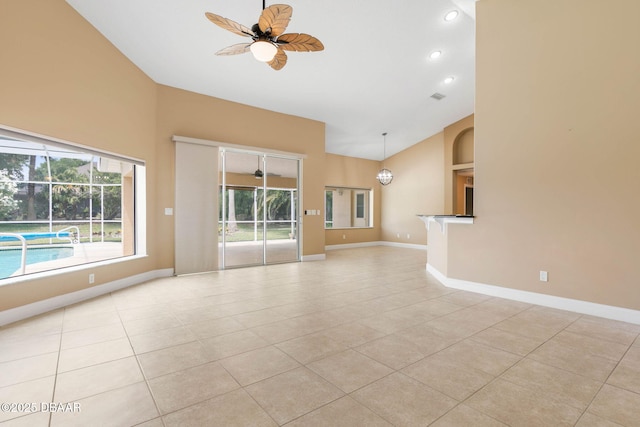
<box><xmin>0</xmin><ymin>246</ymin><xmax>74</xmax><ymax>279</ymax></box>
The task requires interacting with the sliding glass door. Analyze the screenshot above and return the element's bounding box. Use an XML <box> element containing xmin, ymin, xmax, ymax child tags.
<box><xmin>219</xmin><ymin>150</ymin><xmax>300</xmax><ymax>268</ymax></box>
<box><xmin>264</xmin><ymin>156</ymin><xmax>299</xmax><ymax>264</ymax></box>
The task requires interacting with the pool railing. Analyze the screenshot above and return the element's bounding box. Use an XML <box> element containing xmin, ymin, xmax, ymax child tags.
<box><xmin>0</xmin><ymin>233</ymin><xmax>27</xmax><ymax>275</ymax></box>
<box><xmin>0</xmin><ymin>226</ymin><xmax>80</xmax><ymax>277</ymax></box>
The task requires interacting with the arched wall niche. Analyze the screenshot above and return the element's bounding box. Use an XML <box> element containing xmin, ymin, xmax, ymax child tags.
<box><xmin>453</xmin><ymin>127</ymin><xmax>475</xmax><ymax>165</ymax></box>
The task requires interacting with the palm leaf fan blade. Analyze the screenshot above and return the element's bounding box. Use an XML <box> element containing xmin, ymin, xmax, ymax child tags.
<box><xmin>205</xmin><ymin>12</ymin><xmax>254</xmax><ymax>37</ymax></box>
<box><xmin>268</xmin><ymin>48</ymin><xmax>288</xmax><ymax>70</ymax></box>
<box><xmin>276</xmin><ymin>33</ymin><xmax>324</xmax><ymax>52</ymax></box>
<box><xmin>215</xmin><ymin>43</ymin><xmax>252</xmax><ymax>56</ymax></box>
<box><xmin>258</xmin><ymin>4</ymin><xmax>292</xmax><ymax>36</ymax></box>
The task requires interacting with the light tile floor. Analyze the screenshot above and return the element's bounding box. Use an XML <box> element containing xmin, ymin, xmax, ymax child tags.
<box><xmin>1</xmin><ymin>246</ymin><xmax>640</xmax><ymax>426</ymax></box>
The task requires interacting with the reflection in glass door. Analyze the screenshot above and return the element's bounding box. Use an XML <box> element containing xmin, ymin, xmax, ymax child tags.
<box><xmin>219</xmin><ymin>150</ymin><xmax>300</xmax><ymax>268</ymax></box>
<box><xmin>265</xmin><ymin>156</ymin><xmax>299</xmax><ymax>264</ymax></box>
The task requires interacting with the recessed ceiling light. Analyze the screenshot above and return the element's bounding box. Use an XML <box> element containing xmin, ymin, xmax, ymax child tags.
<box><xmin>429</xmin><ymin>50</ymin><xmax>442</xmax><ymax>60</ymax></box>
<box><xmin>444</xmin><ymin>10</ymin><xmax>459</xmax><ymax>21</ymax></box>
<box><xmin>444</xmin><ymin>76</ymin><xmax>455</xmax><ymax>84</ymax></box>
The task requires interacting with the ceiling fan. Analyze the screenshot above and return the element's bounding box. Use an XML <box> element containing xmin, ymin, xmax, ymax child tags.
<box><xmin>205</xmin><ymin>1</ymin><xmax>324</xmax><ymax>70</ymax></box>
<box><xmin>254</xmin><ymin>157</ymin><xmax>264</xmax><ymax>179</ymax></box>
<box><xmin>250</xmin><ymin>157</ymin><xmax>283</xmax><ymax>179</ymax></box>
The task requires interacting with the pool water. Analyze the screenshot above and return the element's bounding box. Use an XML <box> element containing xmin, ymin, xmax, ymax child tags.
<box><xmin>0</xmin><ymin>247</ymin><xmax>74</xmax><ymax>279</ymax></box>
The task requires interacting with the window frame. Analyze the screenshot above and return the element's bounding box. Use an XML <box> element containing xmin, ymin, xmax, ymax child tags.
<box><xmin>0</xmin><ymin>126</ymin><xmax>146</xmax><ymax>284</ymax></box>
<box><xmin>324</xmin><ymin>186</ymin><xmax>373</xmax><ymax>229</ymax></box>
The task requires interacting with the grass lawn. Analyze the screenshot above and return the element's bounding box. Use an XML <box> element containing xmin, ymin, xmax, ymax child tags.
<box><xmin>0</xmin><ymin>222</ymin><xmax>123</xmax><ymax>246</ymax></box>
<box><xmin>222</xmin><ymin>223</ymin><xmax>295</xmax><ymax>242</ymax></box>
<box><xmin>1</xmin><ymin>221</ymin><xmax>294</xmax><ymax>246</ymax></box>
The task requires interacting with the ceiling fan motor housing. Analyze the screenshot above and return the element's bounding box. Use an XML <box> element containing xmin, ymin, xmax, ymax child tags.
<box><xmin>251</xmin><ymin>23</ymin><xmax>267</xmax><ymax>38</ymax></box>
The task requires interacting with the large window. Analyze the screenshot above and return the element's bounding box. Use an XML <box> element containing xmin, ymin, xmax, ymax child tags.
<box><xmin>325</xmin><ymin>186</ymin><xmax>372</xmax><ymax>228</ymax></box>
<box><xmin>0</xmin><ymin>130</ymin><xmax>144</xmax><ymax>281</ymax></box>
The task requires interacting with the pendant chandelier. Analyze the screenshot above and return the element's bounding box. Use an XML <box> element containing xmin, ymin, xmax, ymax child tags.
<box><xmin>376</xmin><ymin>132</ymin><xmax>393</xmax><ymax>185</ymax></box>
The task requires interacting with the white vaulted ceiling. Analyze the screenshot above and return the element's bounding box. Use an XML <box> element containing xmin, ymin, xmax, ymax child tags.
<box><xmin>65</xmin><ymin>0</ymin><xmax>476</xmax><ymax>161</ymax></box>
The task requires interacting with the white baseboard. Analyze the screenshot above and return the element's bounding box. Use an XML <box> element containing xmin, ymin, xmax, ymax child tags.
<box><xmin>426</xmin><ymin>263</ymin><xmax>640</xmax><ymax>325</ymax></box>
<box><xmin>379</xmin><ymin>241</ymin><xmax>427</xmax><ymax>251</ymax></box>
<box><xmin>326</xmin><ymin>241</ymin><xmax>381</xmax><ymax>251</ymax></box>
<box><xmin>301</xmin><ymin>254</ymin><xmax>326</xmax><ymax>261</ymax></box>
<box><xmin>0</xmin><ymin>268</ymin><xmax>174</xmax><ymax>326</ymax></box>
<box><xmin>326</xmin><ymin>241</ymin><xmax>427</xmax><ymax>251</ymax></box>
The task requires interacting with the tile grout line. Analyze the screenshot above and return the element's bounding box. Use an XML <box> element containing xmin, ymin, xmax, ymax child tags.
<box><xmin>416</xmin><ymin>306</ymin><xmax>580</xmax><ymax>426</ymax></box>
<box><xmin>459</xmin><ymin>312</ymin><xmax>618</xmax><ymax>425</ymax></box>
<box><xmin>575</xmin><ymin>331</ymin><xmax>640</xmax><ymax>424</ymax></box>
<box><xmin>115</xmin><ymin>291</ymin><xmax>166</xmax><ymax>427</ymax></box>
<box><xmin>46</xmin><ymin>307</ymin><xmax>67</xmax><ymax>427</ymax></box>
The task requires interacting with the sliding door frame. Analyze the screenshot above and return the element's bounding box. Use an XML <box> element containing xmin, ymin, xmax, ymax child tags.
<box><xmin>219</xmin><ymin>148</ymin><xmax>302</xmax><ymax>269</ymax></box>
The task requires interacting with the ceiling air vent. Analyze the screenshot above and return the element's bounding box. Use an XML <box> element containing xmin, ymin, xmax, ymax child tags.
<box><xmin>430</xmin><ymin>92</ymin><xmax>446</xmax><ymax>100</ymax></box>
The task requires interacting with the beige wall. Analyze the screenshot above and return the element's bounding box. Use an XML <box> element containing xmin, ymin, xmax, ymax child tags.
<box><xmin>0</xmin><ymin>0</ymin><xmax>158</xmax><ymax>310</ymax></box>
<box><xmin>448</xmin><ymin>0</ymin><xmax>640</xmax><ymax>310</ymax></box>
<box><xmin>0</xmin><ymin>0</ymin><xmax>326</xmax><ymax>311</ymax></box>
<box><xmin>381</xmin><ymin>132</ymin><xmax>445</xmax><ymax>245</ymax></box>
<box><xmin>324</xmin><ymin>154</ymin><xmax>381</xmax><ymax>245</ymax></box>
<box><xmin>155</xmin><ymin>85</ymin><xmax>326</xmax><ymax>266</ymax></box>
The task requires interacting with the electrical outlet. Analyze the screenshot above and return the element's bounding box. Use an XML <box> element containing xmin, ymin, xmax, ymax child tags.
<box><xmin>396</xmin><ymin>233</ymin><xmax>400</xmax><ymax>238</ymax></box>
<box><xmin>407</xmin><ymin>233</ymin><xmax>410</xmax><ymax>239</ymax></box>
<box><xmin>539</xmin><ymin>271</ymin><xmax>548</xmax><ymax>282</ymax></box>
<box><xmin>342</xmin><ymin>234</ymin><xmax>346</xmax><ymax>240</ymax></box>
<box><xmin>89</xmin><ymin>273</ymin><xmax>95</xmax><ymax>284</ymax></box>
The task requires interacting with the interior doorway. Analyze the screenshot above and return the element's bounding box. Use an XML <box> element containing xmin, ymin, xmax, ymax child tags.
<box><xmin>219</xmin><ymin>149</ymin><xmax>300</xmax><ymax>268</ymax></box>
<box><xmin>453</xmin><ymin>169</ymin><xmax>474</xmax><ymax>216</ymax></box>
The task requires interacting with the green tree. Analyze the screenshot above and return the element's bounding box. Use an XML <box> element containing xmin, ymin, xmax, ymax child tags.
<box><xmin>258</xmin><ymin>189</ymin><xmax>292</xmax><ymax>220</ymax></box>
<box><xmin>92</xmin><ymin>169</ymin><xmax>122</xmax><ymax>220</ymax></box>
<box><xmin>0</xmin><ymin>170</ymin><xmax>18</xmax><ymax>220</ymax></box>
<box><xmin>26</xmin><ymin>155</ymin><xmax>37</xmax><ymax>219</ymax></box>
<box><xmin>33</xmin><ymin>158</ymin><xmax>122</xmax><ymax>220</ymax></box>
<box><xmin>0</xmin><ymin>153</ymin><xmax>43</xmax><ymax>220</ymax></box>
<box><xmin>34</xmin><ymin>158</ymin><xmax>88</xmax><ymax>182</ymax></box>
<box><xmin>51</xmin><ymin>170</ymin><xmax>90</xmax><ymax>220</ymax></box>
<box><xmin>40</xmin><ymin>160</ymin><xmax>88</xmax><ymax>220</ymax></box>
<box><xmin>0</xmin><ymin>154</ymin><xmax>28</xmax><ymax>180</ymax></box>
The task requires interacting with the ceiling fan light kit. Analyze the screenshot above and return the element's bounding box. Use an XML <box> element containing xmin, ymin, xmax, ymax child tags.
<box><xmin>205</xmin><ymin>2</ymin><xmax>324</xmax><ymax>70</ymax></box>
<box><xmin>250</xmin><ymin>41</ymin><xmax>278</xmax><ymax>62</ymax></box>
